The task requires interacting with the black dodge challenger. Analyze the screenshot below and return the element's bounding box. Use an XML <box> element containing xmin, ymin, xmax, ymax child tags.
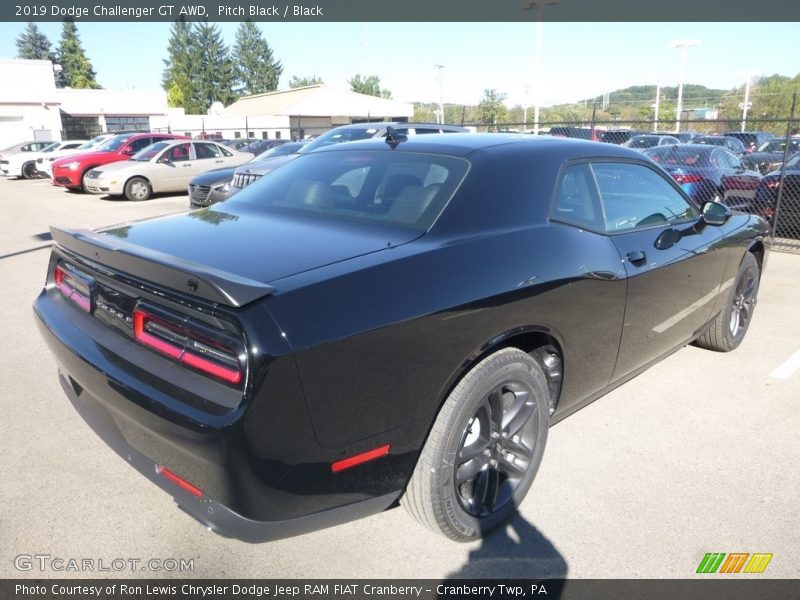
<box><xmin>34</xmin><ymin>134</ymin><xmax>769</xmax><ymax>542</ymax></box>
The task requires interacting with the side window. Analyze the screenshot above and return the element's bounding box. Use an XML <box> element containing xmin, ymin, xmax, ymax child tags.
<box><xmin>166</xmin><ymin>143</ymin><xmax>191</xmax><ymax>162</ymax></box>
<box><xmin>128</xmin><ymin>137</ymin><xmax>153</xmax><ymax>152</ymax></box>
<box><xmin>716</xmin><ymin>150</ymin><xmax>738</xmax><ymax>169</ymax></box>
<box><xmin>194</xmin><ymin>143</ymin><xmax>221</xmax><ymax>159</ymax></box>
<box><xmin>592</xmin><ymin>162</ymin><xmax>699</xmax><ymax>232</ymax></box>
<box><xmin>552</xmin><ymin>163</ymin><xmax>601</xmax><ymax>230</ymax></box>
<box><xmin>220</xmin><ymin>146</ymin><xmax>233</xmax><ymax>157</ymax></box>
<box><xmin>21</xmin><ymin>144</ymin><xmax>32</xmax><ymax>151</ymax></box>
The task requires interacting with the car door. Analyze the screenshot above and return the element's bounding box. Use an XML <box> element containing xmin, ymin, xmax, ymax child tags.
<box><xmin>715</xmin><ymin>149</ymin><xmax>761</xmax><ymax>211</ymax></box>
<box><xmin>191</xmin><ymin>142</ymin><xmax>228</xmax><ymax>177</ymax></box>
<box><xmin>156</xmin><ymin>142</ymin><xmax>193</xmax><ymax>191</ymax></box>
<box><xmin>590</xmin><ymin>161</ymin><xmax>729</xmax><ymax>380</ymax></box>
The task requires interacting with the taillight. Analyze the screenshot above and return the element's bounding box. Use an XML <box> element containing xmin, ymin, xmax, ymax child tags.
<box><xmin>672</xmin><ymin>173</ymin><xmax>704</xmax><ymax>184</ymax></box>
<box><xmin>133</xmin><ymin>307</ymin><xmax>243</xmax><ymax>385</ymax></box>
<box><xmin>156</xmin><ymin>466</ymin><xmax>203</xmax><ymax>497</ymax></box>
<box><xmin>54</xmin><ymin>264</ymin><xmax>92</xmax><ymax>312</ymax></box>
<box><xmin>764</xmin><ymin>178</ymin><xmax>781</xmax><ymax>189</ymax></box>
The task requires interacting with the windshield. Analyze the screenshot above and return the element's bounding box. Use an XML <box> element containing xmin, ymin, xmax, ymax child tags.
<box><xmin>298</xmin><ymin>127</ymin><xmax>380</xmax><ymax>154</ymax></box>
<box><xmin>251</xmin><ymin>142</ymin><xmax>305</xmax><ymax>161</ymax></box>
<box><xmin>229</xmin><ymin>150</ymin><xmax>469</xmax><ymax>232</ymax></box>
<box><xmin>647</xmin><ymin>147</ymin><xmax>710</xmax><ymax>167</ymax></box>
<box><xmin>40</xmin><ymin>143</ymin><xmax>60</xmax><ymax>153</ymax></box>
<box><xmin>97</xmin><ymin>134</ymin><xmax>134</xmax><ymax>152</ymax></box>
<box><xmin>758</xmin><ymin>140</ymin><xmax>800</xmax><ymax>153</ymax></box>
<box><xmin>77</xmin><ymin>136</ymin><xmax>106</xmax><ymax>150</ymax></box>
<box><xmin>131</xmin><ymin>141</ymin><xmax>170</xmax><ymax>161</ymax></box>
<box><xmin>786</xmin><ymin>154</ymin><xmax>800</xmax><ymax>170</ymax></box>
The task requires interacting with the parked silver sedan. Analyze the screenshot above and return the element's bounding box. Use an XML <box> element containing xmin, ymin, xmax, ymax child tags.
<box><xmin>84</xmin><ymin>140</ymin><xmax>253</xmax><ymax>201</ymax></box>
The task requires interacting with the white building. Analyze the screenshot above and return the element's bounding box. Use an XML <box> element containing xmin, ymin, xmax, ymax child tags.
<box><xmin>224</xmin><ymin>85</ymin><xmax>415</xmax><ymax>139</ymax></box>
<box><xmin>150</xmin><ymin>108</ymin><xmax>291</xmax><ymax>141</ymax></box>
<box><xmin>0</xmin><ymin>58</ymin><xmax>169</xmax><ymax>147</ymax></box>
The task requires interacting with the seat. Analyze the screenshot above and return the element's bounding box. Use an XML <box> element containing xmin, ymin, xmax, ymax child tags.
<box><xmin>376</xmin><ymin>174</ymin><xmax>423</xmax><ymax>206</ymax></box>
<box><xmin>280</xmin><ymin>178</ymin><xmax>334</xmax><ymax>209</ymax></box>
<box><xmin>385</xmin><ymin>184</ymin><xmax>441</xmax><ymax>224</ymax></box>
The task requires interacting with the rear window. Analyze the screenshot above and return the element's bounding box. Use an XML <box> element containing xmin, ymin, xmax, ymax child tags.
<box><xmin>228</xmin><ymin>150</ymin><xmax>469</xmax><ymax>231</ymax></box>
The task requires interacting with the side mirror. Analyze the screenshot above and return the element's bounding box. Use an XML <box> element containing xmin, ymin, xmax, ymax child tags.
<box><xmin>121</xmin><ymin>147</ymin><xmax>136</xmax><ymax>155</ymax></box>
<box><xmin>701</xmin><ymin>200</ymin><xmax>731</xmax><ymax>227</ymax></box>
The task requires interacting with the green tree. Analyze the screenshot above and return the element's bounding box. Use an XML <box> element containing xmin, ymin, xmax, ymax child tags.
<box><xmin>232</xmin><ymin>21</ymin><xmax>283</xmax><ymax>97</ymax></box>
<box><xmin>289</xmin><ymin>75</ymin><xmax>323</xmax><ymax>88</ymax></box>
<box><xmin>190</xmin><ymin>22</ymin><xmax>235</xmax><ymax>113</ymax></box>
<box><xmin>15</xmin><ymin>22</ymin><xmax>55</xmax><ymax>62</ymax></box>
<box><xmin>477</xmin><ymin>89</ymin><xmax>508</xmax><ymax>126</ymax></box>
<box><xmin>57</xmin><ymin>19</ymin><xmax>100</xmax><ymax>89</ymax></box>
<box><xmin>349</xmin><ymin>74</ymin><xmax>392</xmax><ymax>99</ymax></box>
<box><xmin>162</xmin><ymin>19</ymin><xmax>196</xmax><ymax>110</ymax></box>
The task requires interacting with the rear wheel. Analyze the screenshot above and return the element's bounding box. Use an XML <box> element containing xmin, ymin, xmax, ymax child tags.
<box><xmin>695</xmin><ymin>252</ymin><xmax>760</xmax><ymax>352</ymax></box>
<box><xmin>124</xmin><ymin>177</ymin><xmax>152</xmax><ymax>201</ymax></box>
<box><xmin>21</xmin><ymin>162</ymin><xmax>38</xmax><ymax>179</ymax></box>
<box><xmin>403</xmin><ymin>348</ymin><xmax>549</xmax><ymax>541</ymax></box>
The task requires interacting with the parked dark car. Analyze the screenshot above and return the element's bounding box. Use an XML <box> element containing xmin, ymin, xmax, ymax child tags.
<box><xmin>600</xmin><ymin>129</ymin><xmax>647</xmax><ymax>145</ymax></box>
<box><xmin>34</xmin><ymin>135</ymin><xmax>768</xmax><ymax>543</ymax></box>
<box><xmin>674</xmin><ymin>131</ymin><xmax>702</xmax><ymax>143</ymax></box>
<box><xmin>754</xmin><ymin>153</ymin><xmax>800</xmax><ymax>238</ymax></box>
<box><xmin>622</xmin><ymin>134</ymin><xmax>680</xmax><ymax>151</ymax></box>
<box><xmin>694</xmin><ymin>135</ymin><xmax>747</xmax><ymax>156</ymax></box>
<box><xmin>188</xmin><ymin>141</ymin><xmax>309</xmax><ymax>208</ymax></box>
<box><xmin>645</xmin><ymin>144</ymin><xmax>762</xmax><ymax>210</ymax></box>
<box><xmin>724</xmin><ymin>131</ymin><xmax>775</xmax><ymax>154</ymax></box>
<box><xmin>229</xmin><ymin>122</ymin><xmax>468</xmax><ymax>193</ymax></box>
<box><xmin>547</xmin><ymin>126</ymin><xmax>605</xmax><ymax>142</ymax></box>
<box><xmin>742</xmin><ymin>138</ymin><xmax>800</xmax><ymax>175</ymax></box>
<box><xmin>240</xmin><ymin>139</ymin><xmax>288</xmax><ymax>156</ymax></box>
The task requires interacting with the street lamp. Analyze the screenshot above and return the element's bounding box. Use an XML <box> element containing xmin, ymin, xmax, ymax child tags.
<box><xmin>434</xmin><ymin>64</ymin><xmax>445</xmax><ymax>125</ymax></box>
<box><xmin>669</xmin><ymin>39</ymin><xmax>701</xmax><ymax>134</ymax></box>
<box><xmin>522</xmin><ymin>0</ymin><xmax>559</xmax><ymax>135</ymax></box>
<box><xmin>740</xmin><ymin>73</ymin><xmax>753</xmax><ymax>133</ymax></box>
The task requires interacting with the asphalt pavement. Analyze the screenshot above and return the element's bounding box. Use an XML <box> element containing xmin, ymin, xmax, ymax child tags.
<box><xmin>0</xmin><ymin>177</ymin><xmax>797</xmax><ymax>579</ymax></box>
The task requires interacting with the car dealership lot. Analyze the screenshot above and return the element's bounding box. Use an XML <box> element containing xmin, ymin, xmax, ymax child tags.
<box><xmin>0</xmin><ymin>177</ymin><xmax>798</xmax><ymax>578</ymax></box>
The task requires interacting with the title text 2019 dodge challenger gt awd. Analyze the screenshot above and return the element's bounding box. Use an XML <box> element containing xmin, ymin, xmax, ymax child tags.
<box><xmin>34</xmin><ymin>134</ymin><xmax>769</xmax><ymax>542</ymax></box>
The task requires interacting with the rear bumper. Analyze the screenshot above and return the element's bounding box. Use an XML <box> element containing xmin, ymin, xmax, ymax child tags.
<box><xmin>33</xmin><ymin>288</ymin><xmax>403</xmax><ymax>542</ymax></box>
<box><xmin>54</xmin><ymin>369</ymin><xmax>395</xmax><ymax>543</ymax></box>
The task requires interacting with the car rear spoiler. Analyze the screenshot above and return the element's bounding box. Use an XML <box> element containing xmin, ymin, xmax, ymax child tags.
<box><xmin>50</xmin><ymin>226</ymin><xmax>275</xmax><ymax>308</ymax></box>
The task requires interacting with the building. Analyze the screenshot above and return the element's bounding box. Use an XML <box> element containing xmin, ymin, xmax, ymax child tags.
<box><xmin>224</xmin><ymin>85</ymin><xmax>414</xmax><ymax>139</ymax></box>
<box><xmin>0</xmin><ymin>58</ymin><xmax>169</xmax><ymax>146</ymax></box>
<box><xmin>150</xmin><ymin>108</ymin><xmax>290</xmax><ymax>141</ymax></box>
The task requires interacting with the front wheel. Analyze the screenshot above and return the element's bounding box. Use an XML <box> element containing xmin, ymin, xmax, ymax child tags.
<box><xmin>694</xmin><ymin>252</ymin><xmax>760</xmax><ymax>352</ymax></box>
<box><xmin>22</xmin><ymin>162</ymin><xmax>38</xmax><ymax>179</ymax></box>
<box><xmin>403</xmin><ymin>348</ymin><xmax>550</xmax><ymax>541</ymax></box>
<box><xmin>124</xmin><ymin>177</ymin><xmax>152</xmax><ymax>201</ymax></box>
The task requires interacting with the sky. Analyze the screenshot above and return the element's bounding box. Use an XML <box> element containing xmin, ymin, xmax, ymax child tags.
<box><xmin>0</xmin><ymin>22</ymin><xmax>797</xmax><ymax>108</ymax></box>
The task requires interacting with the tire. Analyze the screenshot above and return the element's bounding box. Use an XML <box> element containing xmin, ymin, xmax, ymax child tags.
<box><xmin>695</xmin><ymin>252</ymin><xmax>760</xmax><ymax>352</ymax></box>
<box><xmin>403</xmin><ymin>347</ymin><xmax>550</xmax><ymax>541</ymax></box>
<box><xmin>78</xmin><ymin>170</ymin><xmax>92</xmax><ymax>193</ymax></box>
<box><xmin>124</xmin><ymin>177</ymin><xmax>152</xmax><ymax>201</ymax></box>
<box><xmin>21</xmin><ymin>162</ymin><xmax>38</xmax><ymax>179</ymax></box>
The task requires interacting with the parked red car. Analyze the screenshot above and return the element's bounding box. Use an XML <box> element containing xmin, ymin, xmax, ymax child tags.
<box><xmin>51</xmin><ymin>132</ymin><xmax>187</xmax><ymax>191</ymax></box>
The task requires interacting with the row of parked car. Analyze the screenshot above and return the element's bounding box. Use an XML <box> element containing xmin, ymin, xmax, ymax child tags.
<box><xmin>1</xmin><ymin>123</ymin><xmax>797</xmax><ymax>237</ymax></box>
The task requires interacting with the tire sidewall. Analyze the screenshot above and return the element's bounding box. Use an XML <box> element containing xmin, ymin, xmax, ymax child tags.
<box><xmin>721</xmin><ymin>253</ymin><xmax>760</xmax><ymax>349</ymax></box>
<box><xmin>434</xmin><ymin>352</ymin><xmax>549</xmax><ymax>539</ymax></box>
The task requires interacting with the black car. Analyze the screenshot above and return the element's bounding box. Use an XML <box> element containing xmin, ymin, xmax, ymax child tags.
<box><xmin>724</xmin><ymin>131</ymin><xmax>775</xmax><ymax>154</ymax></box>
<box><xmin>644</xmin><ymin>144</ymin><xmax>762</xmax><ymax>210</ymax></box>
<box><xmin>755</xmin><ymin>152</ymin><xmax>800</xmax><ymax>238</ymax></box>
<box><xmin>742</xmin><ymin>138</ymin><xmax>800</xmax><ymax>175</ymax></box>
<box><xmin>188</xmin><ymin>141</ymin><xmax>309</xmax><ymax>208</ymax></box>
<box><xmin>695</xmin><ymin>135</ymin><xmax>747</xmax><ymax>156</ymax></box>
<box><xmin>600</xmin><ymin>129</ymin><xmax>647</xmax><ymax>145</ymax></box>
<box><xmin>34</xmin><ymin>134</ymin><xmax>768</xmax><ymax>543</ymax></box>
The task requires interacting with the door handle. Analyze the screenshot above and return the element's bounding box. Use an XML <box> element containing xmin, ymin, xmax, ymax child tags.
<box><xmin>214</xmin><ymin>160</ymin><xmax>224</xmax><ymax>163</ymax></box>
<box><xmin>626</xmin><ymin>250</ymin><xmax>647</xmax><ymax>265</ymax></box>
<box><xmin>182</xmin><ymin>163</ymin><xmax>192</xmax><ymax>167</ymax></box>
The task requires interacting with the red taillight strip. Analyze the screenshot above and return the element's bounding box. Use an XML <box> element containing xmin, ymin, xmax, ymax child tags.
<box><xmin>331</xmin><ymin>445</ymin><xmax>391</xmax><ymax>473</ymax></box>
<box><xmin>132</xmin><ymin>308</ymin><xmax>242</xmax><ymax>384</ymax></box>
<box><xmin>156</xmin><ymin>466</ymin><xmax>203</xmax><ymax>498</ymax></box>
<box><xmin>54</xmin><ymin>265</ymin><xmax>91</xmax><ymax>312</ymax></box>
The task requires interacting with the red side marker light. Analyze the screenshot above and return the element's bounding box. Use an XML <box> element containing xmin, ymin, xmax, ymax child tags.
<box><xmin>331</xmin><ymin>445</ymin><xmax>391</xmax><ymax>474</ymax></box>
<box><xmin>156</xmin><ymin>466</ymin><xmax>203</xmax><ymax>498</ymax></box>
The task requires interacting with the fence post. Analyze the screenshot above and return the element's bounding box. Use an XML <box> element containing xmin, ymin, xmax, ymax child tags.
<box><xmin>590</xmin><ymin>98</ymin><xmax>597</xmax><ymax>139</ymax></box>
<box><xmin>771</xmin><ymin>91</ymin><xmax>797</xmax><ymax>240</ymax></box>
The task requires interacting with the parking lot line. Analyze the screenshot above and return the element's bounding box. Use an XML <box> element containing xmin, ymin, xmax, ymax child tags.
<box><xmin>769</xmin><ymin>349</ymin><xmax>800</xmax><ymax>380</ymax></box>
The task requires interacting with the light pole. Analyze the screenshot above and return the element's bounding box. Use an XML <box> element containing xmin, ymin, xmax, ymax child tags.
<box><xmin>653</xmin><ymin>83</ymin><xmax>660</xmax><ymax>132</ymax></box>
<box><xmin>523</xmin><ymin>85</ymin><xmax>530</xmax><ymax>131</ymax></box>
<box><xmin>741</xmin><ymin>74</ymin><xmax>752</xmax><ymax>133</ymax></box>
<box><xmin>434</xmin><ymin>64</ymin><xmax>445</xmax><ymax>125</ymax></box>
<box><xmin>521</xmin><ymin>1</ymin><xmax>558</xmax><ymax>135</ymax></box>
<box><xmin>669</xmin><ymin>39</ymin><xmax>701</xmax><ymax>134</ymax></box>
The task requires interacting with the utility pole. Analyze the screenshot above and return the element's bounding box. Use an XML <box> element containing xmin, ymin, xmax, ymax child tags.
<box><xmin>434</xmin><ymin>65</ymin><xmax>445</xmax><ymax>125</ymax></box>
<box><xmin>741</xmin><ymin>74</ymin><xmax>752</xmax><ymax>133</ymax></box>
<box><xmin>670</xmin><ymin>39</ymin><xmax>701</xmax><ymax>134</ymax></box>
<box><xmin>654</xmin><ymin>84</ymin><xmax>660</xmax><ymax>132</ymax></box>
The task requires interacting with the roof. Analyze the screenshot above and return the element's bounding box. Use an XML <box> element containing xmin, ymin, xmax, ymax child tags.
<box><xmin>224</xmin><ymin>85</ymin><xmax>413</xmax><ymax>119</ymax></box>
